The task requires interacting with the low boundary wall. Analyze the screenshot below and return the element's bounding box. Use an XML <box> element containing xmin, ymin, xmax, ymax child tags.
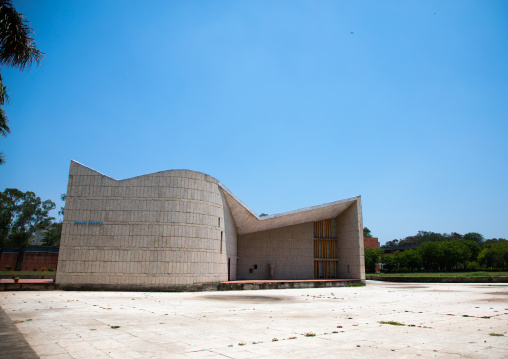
<box><xmin>1</xmin><ymin>279</ymin><xmax>365</xmax><ymax>292</ymax></box>
<box><xmin>0</xmin><ymin>247</ymin><xmax>59</xmax><ymax>271</ymax></box>
<box><xmin>0</xmin><ymin>282</ymin><xmax>56</xmax><ymax>291</ymax></box>
<box><xmin>367</xmin><ymin>275</ymin><xmax>508</xmax><ymax>283</ymax></box>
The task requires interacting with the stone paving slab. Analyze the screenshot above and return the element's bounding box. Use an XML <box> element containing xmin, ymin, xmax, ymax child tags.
<box><xmin>0</xmin><ymin>305</ymin><xmax>39</xmax><ymax>359</ymax></box>
<box><xmin>0</xmin><ymin>281</ymin><xmax>507</xmax><ymax>358</ymax></box>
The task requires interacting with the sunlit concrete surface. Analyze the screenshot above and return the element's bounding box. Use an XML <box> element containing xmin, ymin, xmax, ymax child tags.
<box><xmin>58</xmin><ymin>162</ymin><xmax>365</xmax><ymax>288</ymax></box>
<box><xmin>1</xmin><ymin>281</ymin><xmax>507</xmax><ymax>358</ymax></box>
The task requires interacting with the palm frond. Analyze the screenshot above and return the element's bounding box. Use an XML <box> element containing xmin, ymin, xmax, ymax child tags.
<box><xmin>0</xmin><ymin>0</ymin><xmax>43</xmax><ymax>70</ymax></box>
<box><xmin>0</xmin><ymin>85</ymin><xmax>10</xmax><ymax>105</ymax></box>
<box><xmin>0</xmin><ymin>152</ymin><xmax>5</xmax><ymax>165</ymax></box>
<box><xmin>0</xmin><ymin>71</ymin><xmax>7</xmax><ymax>104</ymax></box>
<box><xmin>0</xmin><ymin>105</ymin><xmax>10</xmax><ymax>136</ymax></box>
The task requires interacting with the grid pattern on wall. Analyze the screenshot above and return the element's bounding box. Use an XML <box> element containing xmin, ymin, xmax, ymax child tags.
<box><xmin>57</xmin><ymin>162</ymin><xmax>237</xmax><ymax>287</ymax></box>
<box><xmin>57</xmin><ymin>161</ymin><xmax>365</xmax><ymax>287</ymax></box>
<box><xmin>314</xmin><ymin>219</ymin><xmax>338</xmax><ymax>279</ymax></box>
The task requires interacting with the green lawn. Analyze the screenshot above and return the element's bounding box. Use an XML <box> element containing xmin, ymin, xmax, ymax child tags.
<box><xmin>0</xmin><ymin>271</ymin><xmax>56</xmax><ymax>276</ymax></box>
<box><xmin>367</xmin><ymin>272</ymin><xmax>508</xmax><ymax>277</ymax></box>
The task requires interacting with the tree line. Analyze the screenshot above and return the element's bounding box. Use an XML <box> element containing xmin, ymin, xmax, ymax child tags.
<box><xmin>365</xmin><ymin>230</ymin><xmax>508</xmax><ymax>273</ymax></box>
<box><xmin>1</xmin><ymin>188</ymin><xmax>62</xmax><ymax>269</ymax></box>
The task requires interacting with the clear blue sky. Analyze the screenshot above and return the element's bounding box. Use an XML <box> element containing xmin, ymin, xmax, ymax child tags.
<box><xmin>1</xmin><ymin>1</ymin><xmax>507</xmax><ymax>244</ymax></box>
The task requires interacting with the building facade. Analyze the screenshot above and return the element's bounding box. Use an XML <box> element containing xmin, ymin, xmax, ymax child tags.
<box><xmin>364</xmin><ymin>237</ymin><xmax>380</xmax><ymax>249</ymax></box>
<box><xmin>57</xmin><ymin>161</ymin><xmax>365</xmax><ymax>290</ymax></box>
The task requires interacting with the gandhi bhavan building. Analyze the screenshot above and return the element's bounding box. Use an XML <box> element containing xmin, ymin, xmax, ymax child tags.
<box><xmin>57</xmin><ymin>161</ymin><xmax>365</xmax><ymax>290</ymax></box>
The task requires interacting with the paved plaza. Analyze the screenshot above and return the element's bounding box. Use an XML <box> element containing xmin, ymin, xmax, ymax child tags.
<box><xmin>0</xmin><ymin>281</ymin><xmax>507</xmax><ymax>358</ymax></box>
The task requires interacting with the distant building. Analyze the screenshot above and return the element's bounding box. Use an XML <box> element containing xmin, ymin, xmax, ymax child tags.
<box><xmin>57</xmin><ymin>161</ymin><xmax>365</xmax><ymax>290</ymax></box>
<box><xmin>364</xmin><ymin>237</ymin><xmax>379</xmax><ymax>249</ymax></box>
<box><xmin>30</xmin><ymin>230</ymin><xmax>47</xmax><ymax>246</ymax></box>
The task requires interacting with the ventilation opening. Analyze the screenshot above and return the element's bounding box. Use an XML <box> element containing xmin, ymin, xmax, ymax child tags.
<box><xmin>220</xmin><ymin>231</ymin><xmax>223</xmax><ymax>253</ymax></box>
<box><xmin>314</xmin><ymin>219</ymin><xmax>336</xmax><ymax>238</ymax></box>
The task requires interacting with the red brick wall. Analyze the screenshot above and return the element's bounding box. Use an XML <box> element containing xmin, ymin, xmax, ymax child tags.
<box><xmin>0</xmin><ymin>252</ymin><xmax>18</xmax><ymax>270</ymax></box>
<box><xmin>22</xmin><ymin>252</ymin><xmax>59</xmax><ymax>271</ymax></box>
<box><xmin>0</xmin><ymin>251</ymin><xmax>59</xmax><ymax>271</ymax></box>
<box><xmin>364</xmin><ymin>237</ymin><xmax>380</xmax><ymax>249</ymax></box>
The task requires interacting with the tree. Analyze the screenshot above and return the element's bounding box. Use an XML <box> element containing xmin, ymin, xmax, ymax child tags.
<box><xmin>0</xmin><ymin>0</ymin><xmax>43</xmax><ymax>164</ymax></box>
<box><xmin>418</xmin><ymin>241</ymin><xmax>441</xmax><ymax>271</ymax></box>
<box><xmin>463</xmin><ymin>232</ymin><xmax>484</xmax><ymax>246</ymax></box>
<box><xmin>449</xmin><ymin>232</ymin><xmax>463</xmax><ymax>241</ymax></box>
<box><xmin>59</xmin><ymin>193</ymin><xmax>66</xmax><ymax>217</ymax></box>
<box><xmin>383</xmin><ymin>249</ymin><xmax>423</xmax><ymax>272</ymax></box>
<box><xmin>460</xmin><ymin>239</ymin><xmax>481</xmax><ymax>262</ymax></box>
<box><xmin>383</xmin><ymin>239</ymin><xmax>399</xmax><ymax>248</ymax></box>
<box><xmin>441</xmin><ymin>240</ymin><xmax>471</xmax><ymax>270</ymax></box>
<box><xmin>0</xmin><ymin>100</ymin><xmax>8</xmax><ymax>164</ymax></box>
<box><xmin>42</xmin><ymin>222</ymin><xmax>61</xmax><ymax>246</ymax></box>
<box><xmin>364</xmin><ymin>247</ymin><xmax>384</xmax><ymax>273</ymax></box>
<box><xmin>483</xmin><ymin>238</ymin><xmax>507</xmax><ymax>246</ymax></box>
<box><xmin>0</xmin><ymin>188</ymin><xmax>55</xmax><ymax>268</ymax></box>
<box><xmin>363</xmin><ymin>227</ymin><xmax>372</xmax><ymax>238</ymax></box>
<box><xmin>382</xmin><ymin>230</ymin><xmax>486</xmax><ymax>250</ymax></box>
<box><xmin>397</xmin><ymin>249</ymin><xmax>423</xmax><ymax>272</ymax></box>
<box><xmin>478</xmin><ymin>242</ymin><xmax>508</xmax><ymax>269</ymax></box>
<box><xmin>381</xmin><ymin>254</ymin><xmax>395</xmax><ymax>272</ymax></box>
<box><xmin>382</xmin><ymin>230</ymin><xmax>447</xmax><ymax>248</ymax></box>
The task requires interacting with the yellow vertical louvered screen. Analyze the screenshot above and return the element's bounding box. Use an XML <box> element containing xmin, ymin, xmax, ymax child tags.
<box><xmin>314</xmin><ymin>219</ymin><xmax>338</xmax><ymax>279</ymax></box>
<box><xmin>314</xmin><ymin>260</ymin><xmax>338</xmax><ymax>279</ymax></box>
<box><xmin>314</xmin><ymin>239</ymin><xmax>337</xmax><ymax>259</ymax></box>
<box><xmin>314</xmin><ymin>219</ymin><xmax>335</xmax><ymax>239</ymax></box>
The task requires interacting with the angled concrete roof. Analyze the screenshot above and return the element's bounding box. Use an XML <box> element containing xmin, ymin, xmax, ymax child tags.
<box><xmin>218</xmin><ymin>182</ymin><xmax>359</xmax><ymax>235</ymax></box>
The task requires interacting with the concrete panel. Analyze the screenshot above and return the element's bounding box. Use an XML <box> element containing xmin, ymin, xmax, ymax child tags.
<box><xmin>237</xmin><ymin>222</ymin><xmax>314</xmax><ymax>280</ymax></box>
<box><xmin>58</xmin><ymin>161</ymin><xmax>237</xmax><ymax>288</ymax></box>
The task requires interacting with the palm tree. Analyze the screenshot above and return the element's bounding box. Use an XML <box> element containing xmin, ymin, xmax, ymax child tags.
<box><xmin>0</xmin><ymin>1</ymin><xmax>43</xmax><ymax>70</ymax></box>
<box><xmin>0</xmin><ymin>0</ymin><xmax>43</xmax><ymax>164</ymax></box>
<box><xmin>0</xmin><ymin>74</ymin><xmax>10</xmax><ymax>141</ymax></box>
<box><xmin>0</xmin><ymin>105</ymin><xmax>8</xmax><ymax>165</ymax></box>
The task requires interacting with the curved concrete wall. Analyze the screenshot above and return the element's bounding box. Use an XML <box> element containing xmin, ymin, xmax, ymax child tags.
<box><xmin>57</xmin><ymin>161</ymin><xmax>237</xmax><ymax>289</ymax></box>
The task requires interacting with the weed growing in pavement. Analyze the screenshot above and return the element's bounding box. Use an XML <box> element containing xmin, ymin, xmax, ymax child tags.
<box><xmin>378</xmin><ymin>321</ymin><xmax>405</xmax><ymax>326</ymax></box>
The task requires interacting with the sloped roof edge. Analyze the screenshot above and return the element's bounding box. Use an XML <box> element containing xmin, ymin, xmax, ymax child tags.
<box><xmin>218</xmin><ymin>180</ymin><xmax>359</xmax><ymax>221</ymax></box>
<box><xmin>217</xmin><ymin>181</ymin><xmax>260</xmax><ymax>219</ymax></box>
<box><xmin>218</xmin><ymin>179</ymin><xmax>360</xmax><ymax>235</ymax></box>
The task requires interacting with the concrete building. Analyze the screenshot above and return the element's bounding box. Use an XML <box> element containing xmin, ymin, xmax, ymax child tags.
<box><xmin>57</xmin><ymin>161</ymin><xmax>365</xmax><ymax>290</ymax></box>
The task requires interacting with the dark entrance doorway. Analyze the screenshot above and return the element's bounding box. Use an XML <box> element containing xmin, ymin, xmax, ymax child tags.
<box><xmin>227</xmin><ymin>258</ymin><xmax>231</xmax><ymax>281</ymax></box>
